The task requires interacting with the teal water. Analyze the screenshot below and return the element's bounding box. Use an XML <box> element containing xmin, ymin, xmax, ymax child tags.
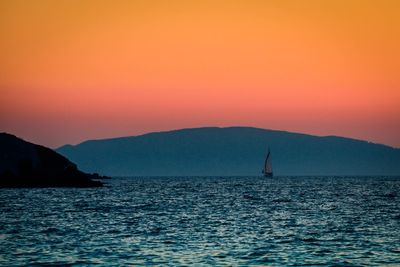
<box><xmin>0</xmin><ymin>176</ymin><xmax>399</xmax><ymax>266</ymax></box>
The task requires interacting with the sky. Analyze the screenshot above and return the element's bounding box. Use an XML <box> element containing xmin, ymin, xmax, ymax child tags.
<box><xmin>0</xmin><ymin>0</ymin><xmax>399</xmax><ymax>148</ymax></box>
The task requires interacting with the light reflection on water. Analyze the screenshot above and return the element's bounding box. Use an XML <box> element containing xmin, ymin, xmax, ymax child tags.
<box><xmin>0</xmin><ymin>176</ymin><xmax>399</xmax><ymax>266</ymax></box>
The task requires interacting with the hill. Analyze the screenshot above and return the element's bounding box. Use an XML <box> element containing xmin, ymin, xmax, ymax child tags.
<box><xmin>56</xmin><ymin>127</ymin><xmax>400</xmax><ymax>176</ymax></box>
<box><xmin>0</xmin><ymin>133</ymin><xmax>104</xmax><ymax>187</ymax></box>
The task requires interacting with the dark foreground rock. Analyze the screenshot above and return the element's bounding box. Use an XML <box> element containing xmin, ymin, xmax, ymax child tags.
<box><xmin>0</xmin><ymin>133</ymin><xmax>104</xmax><ymax>188</ymax></box>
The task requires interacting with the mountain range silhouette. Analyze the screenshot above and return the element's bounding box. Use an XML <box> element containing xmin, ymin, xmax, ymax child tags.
<box><xmin>57</xmin><ymin>127</ymin><xmax>400</xmax><ymax>176</ymax></box>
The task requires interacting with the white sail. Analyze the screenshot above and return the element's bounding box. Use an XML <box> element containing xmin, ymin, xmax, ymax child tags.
<box><xmin>263</xmin><ymin>148</ymin><xmax>273</xmax><ymax>177</ymax></box>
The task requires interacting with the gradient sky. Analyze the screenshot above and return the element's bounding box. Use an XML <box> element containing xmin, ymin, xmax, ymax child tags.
<box><xmin>1</xmin><ymin>0</ymin><xmax>399</xmax><ymax>148</ymax></box>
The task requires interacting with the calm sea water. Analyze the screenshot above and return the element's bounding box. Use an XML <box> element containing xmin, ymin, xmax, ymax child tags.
<box><xmin>0</xmin><ymin>176</ymin><xmax>399</xmax><ymax>266</ymax></box>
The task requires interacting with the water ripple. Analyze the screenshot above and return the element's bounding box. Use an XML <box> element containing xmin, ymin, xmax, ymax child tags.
<box><xmin>0</xmin><ymin>176</ymin><xmax>399</xmax><ymax>266</ymax></box>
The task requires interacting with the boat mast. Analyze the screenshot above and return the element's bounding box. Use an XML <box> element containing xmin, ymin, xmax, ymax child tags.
<box><xmin>264</xmin><ymin>148</ymin><xmax>273</xmax><ymax>176</ymax></box>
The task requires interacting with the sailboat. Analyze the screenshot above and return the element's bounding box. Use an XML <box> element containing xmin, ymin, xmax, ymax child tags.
<box><xmin>262</xmin><ymin>148</ymin><xmax>273</xmax><ymax>177</ymax></box>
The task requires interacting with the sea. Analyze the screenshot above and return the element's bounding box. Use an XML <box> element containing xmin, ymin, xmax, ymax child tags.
<box><xmin>0</xmin><ymin>176</ymin><xmax>399</xmax><ymax>266</ymax></box>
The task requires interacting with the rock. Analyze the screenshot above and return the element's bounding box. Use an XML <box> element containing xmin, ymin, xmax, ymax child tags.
<box><xmin>0</xmin><ymin>133</ymin><xmax>104</xmax><ymax>188</ymax></box>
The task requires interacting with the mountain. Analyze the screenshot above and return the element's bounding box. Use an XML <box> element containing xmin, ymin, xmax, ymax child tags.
<box><xmin>56</xmin><ymin>127</ymin><xmax>400</xmax><ymax>176</ymax></box>
<box><xmin>0</xmin><ymin>133</ymin><xmax>104</xmax><ymax>187</ymax></box>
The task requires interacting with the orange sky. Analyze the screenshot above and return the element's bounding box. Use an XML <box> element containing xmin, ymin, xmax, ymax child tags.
<box><xmin>1</xmin><ymin>0</ymin><xmax>399</xmax><ymax>148</ymax></box>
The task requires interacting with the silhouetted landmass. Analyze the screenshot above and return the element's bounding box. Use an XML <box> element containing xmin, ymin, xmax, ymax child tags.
<box><xmin>57</xmin><ymin>127</ymin><xmax>400</xmax><ymax>176</ymax></box>
<box><xmin>0</xmin><ymin>133</ymin><xmax>104</xmax><ymax>187</ymax></box>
